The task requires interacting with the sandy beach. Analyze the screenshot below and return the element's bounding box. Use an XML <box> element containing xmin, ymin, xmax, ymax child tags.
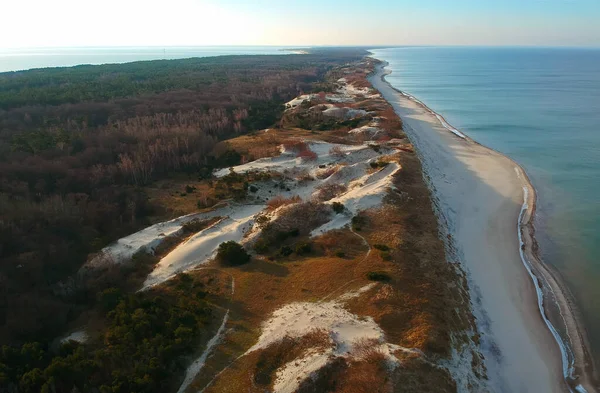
<box><xmin>369</xmin><ymin>62</ymin><xmax>596</xmax><ymax>393</ymax></box>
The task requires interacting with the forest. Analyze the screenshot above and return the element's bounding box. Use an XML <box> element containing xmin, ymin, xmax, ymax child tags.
<box><xmin>0</xmin><ymin>49</ymin><xmax>365</xmax><ymax>392</ymax></box>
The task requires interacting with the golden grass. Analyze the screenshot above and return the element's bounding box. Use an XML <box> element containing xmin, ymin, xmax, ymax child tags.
<box><xmin>266</xmin><ymin>195</ymin><xmax>302</xmax><ymax>211</ymax></box>
<box><xmin>180</xmin><ymin>59</ymin><xmax>476</xmax><ymax>393</ymax></box>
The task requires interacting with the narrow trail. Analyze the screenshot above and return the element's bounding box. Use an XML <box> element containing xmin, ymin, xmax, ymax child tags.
<box><xmin>199</xmin><ymin>226</ymin><xmax>374</xmax><ymax>393</ymax></box>
<box><xmin>318</xmin><ymin>226</ymin><xmax>372</xmax><ymax>303</ymax></box>
<box><xmin>177</xmin><ymin>269</ymin><xmax>234</xmax><ymax>393</ymax></box>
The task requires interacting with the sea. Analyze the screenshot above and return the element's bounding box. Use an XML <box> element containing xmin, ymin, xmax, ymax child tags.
<box><xmin>0</xmin><ymin>46</ymin><xmax>290</xmax><ymax>72</ymax></box>
<box><xmin>370</xmin><ymin>46</ymin><xmax>600</xmax><ymax>365</ymax></box>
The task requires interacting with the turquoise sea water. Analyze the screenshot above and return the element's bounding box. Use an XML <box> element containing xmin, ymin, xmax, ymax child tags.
<box><xmin>370</xmin><ymin>46</ymin><xmax>600</xmax><ymax>363</ymax></box>
<box><xmin>0</xmin><ymin>46</ymin><xmax>289</xmax><ymax>72</ymax></box>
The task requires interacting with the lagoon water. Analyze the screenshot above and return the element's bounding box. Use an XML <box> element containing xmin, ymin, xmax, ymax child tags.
<box><xmin>0</xmin><ymin>46</ymin><xmax>289</xmax><ymax>73</ymax></box>
<box><xmin>370</xmin><ymin>46</ymin><xmax>600</xmax><ymax>364</ymax></box>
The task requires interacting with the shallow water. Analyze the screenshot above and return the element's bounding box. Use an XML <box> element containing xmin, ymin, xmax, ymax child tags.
<box><xmin>0</xmin><ymin>46</ymin><xmax>289</xmax><ymax>72</ymax></box>
<box><xmin>370</xmin><ymin>46</ymin><xmax>600</xmax><ymax>365</ymax></box>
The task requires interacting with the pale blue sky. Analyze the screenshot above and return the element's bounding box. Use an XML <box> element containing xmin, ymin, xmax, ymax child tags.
<box><xmin>2</xmin><ymin>0</ymin><xmax>599</xmax><ymax>48</ymax></box>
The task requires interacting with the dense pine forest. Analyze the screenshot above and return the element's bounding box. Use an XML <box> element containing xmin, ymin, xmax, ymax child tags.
<box><xmin>0</xmin><ymin>49</ymin><xmax>365</xmax><ymax>392</ymax></box>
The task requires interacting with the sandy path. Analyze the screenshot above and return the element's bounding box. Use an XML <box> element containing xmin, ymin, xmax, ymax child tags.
<box><xmin>370</xmin><ymin>64</ymin><xmax>568</xmax><ymax>393</ymax></box>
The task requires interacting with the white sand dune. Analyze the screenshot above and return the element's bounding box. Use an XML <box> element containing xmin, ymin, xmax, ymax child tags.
<box><xmin>143</xmin><ymin>205</ymin><xmax>264</xmax><ymax>289</ymax></box>
<box><xmin>84</xmin><ymin>209</ymin><xmax>225</xmax><ymax>269</ymax></box>
<box><xmin>370</xmin><ymin>62</ymin><xmax>570</xmax><ymax>393</ymax></box>
<box><xmin>248</xmin><ymin>298</ymin><xmax>408</xmax><ymax>393</ymax></box>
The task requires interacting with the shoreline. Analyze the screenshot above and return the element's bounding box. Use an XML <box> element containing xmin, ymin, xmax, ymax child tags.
<box><xmin>368</xmin><ymin>59</ymin><xmax>597</xmax><ymax>392</ymax></box>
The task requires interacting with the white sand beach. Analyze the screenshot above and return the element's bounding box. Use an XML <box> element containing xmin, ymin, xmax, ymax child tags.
<box><xmin>369</xmin><ymin>63</ymin><xmax>574</xmax><ymax>393</ymax></box>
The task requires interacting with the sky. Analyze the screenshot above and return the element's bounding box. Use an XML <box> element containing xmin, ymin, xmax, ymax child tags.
<box><xmin>1</xmin><ymin>0</ymin><xmax>599</xmax><ymax>48</ymax></box>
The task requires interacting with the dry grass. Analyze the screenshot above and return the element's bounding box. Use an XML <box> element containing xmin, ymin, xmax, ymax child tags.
<box><xmin>268</xmin><ymin>201</ymin><xmax>331</xmax><ymax>235</ymax></box>
<box><xmin>313</xmin><ymin>182</ymin><xmax>348</xmax><ymax>202</ymax></box>
<box><xmin>266</xmin><ymin>195</ymin><xmax>302</xmax><ymax>211</ymax></box>
<box><xmin>329</xmin><ymin>145</ymin><xmax>346</xmax><ymax>158</ymax></box>
<box><xmin>185</xmin><ymin>59</ymin><xmax>475</xmax><ymax>393</ymax></box>
<box><xmin>315</xmin><ymin>165</ymin><xmax>340</xmax><ymax>180</ymax></box>
<box><xmin>282</xmin><ymin>138</ymin><xmax>309</xmax><ymax>153</ymax></box>
<box><xmin>253</xmin><ymin>329</ymin><xmax>331</xmax><ymax>387</ymax></box>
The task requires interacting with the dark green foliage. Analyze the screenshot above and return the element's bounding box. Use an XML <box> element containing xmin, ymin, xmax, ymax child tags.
<box><xmin>0</xmin><ymin>274</ymin><xmax>212</xmax><ymax>393</ymax></box>
<box><xmin>295</xmin><ymin>242</ymin><xmax>312</xmax><ymax>255</ymax></box>
<box><xmin>279</xmin><ymin>245</ymin><xmax>293</xmax><ymax>257</ymax></box>
<box><xmin>367</xmin><ymin>271</ymin><xmax>392</xmax><ymax>282</ymax></box>
<box><xmin>373</xmin><ymin>244</ymin><xmax>390</xmax><ymax>251</ymax></box>
<box><xmin>334</xmin><ymin>250</ymin><xmax>346</xmax><ymax>258</ymax></box>
<box><xmin>368</xmin><ymin>144</ymin><xmax>381</xmax><ymax>153</ymax></box>
<box><xmin>332</xmin><ymin>202</ymin><xmax>345</xmax><ymax>214</ymax></box>
<box><xmin>380</xmin><ymin>251</ymin><xmax>392</xmax><ymax>261</ymax></box>
<box><xmin>243</xmin><ymin>99</ymin><xmax>284</xmax><ymax>130</ymax></box>
<box><xmin>351</xmin><ymin>215</ymin><xmax>366</xmax><ymax>232</ymax></box>
<box><xmin>253</xmin><ymin>225</ymin><xmax>300</xmax><ymax>254</ymax></box>
<box><xmin>185</xmin><ymin>185</ymin><xmax>195</xmax><ymax>194</ymax></box>
<box><xmin>216</xmin><ymin>150</ymin><xmax>242</xmax><ymax>168</ymax></box>
<box><xmin>97</xmin><ymin>288</ymin><xmax>123</xmax><ymax>312</ymax></box>
<box><xmin>370</xmin><ymin>160</ymin><xmax>388</xmax><ymax>169</ymax></box>
<box><xmin>253</xmin><ymin>238</ymin><xmax>270</xmax><ymax>255</ymax></box>
<box><xmin>217</xmin><ymin>241</ymin><xmax>251</xmax><ymax>266</ymax></box>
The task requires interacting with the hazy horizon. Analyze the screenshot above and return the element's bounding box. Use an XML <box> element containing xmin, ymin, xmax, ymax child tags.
<box><xmin>2</xmin><ymin>0</ymin><xmax>599</xmax><ymax>49</ymax></box>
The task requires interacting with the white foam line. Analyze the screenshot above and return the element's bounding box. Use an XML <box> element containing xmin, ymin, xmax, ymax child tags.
<box><xmin>517</xmin><ymin>184</ymin><xmax>581</xmax><ymax>393</ymax></box>
<box><xmin>397</xmin><ymin>89</ymin><xmax>467</xmax><ymax>139</ymax></box>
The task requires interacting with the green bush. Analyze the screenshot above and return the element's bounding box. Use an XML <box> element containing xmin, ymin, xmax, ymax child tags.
<box><xmin>295</xmin><ymin>242</ymin><xmax>312</xmax><ymax>255</ymax></box>
<box><xmin>279</xmin><ymin>245</ymin><xmax>293</xmax><ymax>257</ymax></box>
<box><xmin>373</xmin><ymin>244</ymin><xmax>390</xmax><ymax>251</ymax></box>
<box><xmin>334</xmin><ymin>250</ymin><xmax>346</xmax><ymax>258</ymax></box>
<box><xmin>96</xmin><ymin>288</ymin><xmax>122</xmax><ymax>312</ymax></box>
<box><xmin>332</xmin><ymin>202</ymin><xmax>344</xmax><ymax>214</ymax></box>
<box><xmin>351</xmin><ymin>215</ymin><xmax>366</xmax><ymax>232</ymax></box>
<box><xmin>253</xmin><ymin>238</ymin><xmax>270</xmax><ymax>254</ymax></box>
<box><xmin>217</xmin><ymin>241</ymin><xmax>251</xmax><ymax>266</ymax></box>
<box><xmin>367</xmin><ymin>271</ymin><xmax>391</xmax><ymax>282</ymax></box>
<box><xmin>380</xmin><ymin>251</ymin><xmax>392</xmax><ymax>261</ymax></box>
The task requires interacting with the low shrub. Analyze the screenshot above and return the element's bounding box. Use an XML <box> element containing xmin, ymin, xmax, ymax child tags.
<box><xmin>282</xmin><ymin>139</ymin><xmax>308</xmax><ymax>153</ymax></box>
<box><xmin>351</xmin><ymin>215</ymin><xmax>366</xmax><ymax>231</ymax></box>
<box><xmin>295</xmin><ymin>242</ymin><xmax>312</xmax><ymax>255</ymax></box>
<box><xmin>297</xmin><ymin>148</ymin><xmax>318</xmax><ymax>161</ymax></box>
<box><xmin>368</xmin><ymin>144</ymin><xmax>381</xmax><ymax>153</ymax></box>
<box><xmin>217</xmin><ymin>241</ymin><xmax>250</xmax><ymax>266</ymax></box>
<box><xmin>380</xmin><ymin>251</ymin><xmax>392</xmax><ymax>261</ymax></box>
<box><xmin>279</xmin><ymin>245</ymin><xmax>293</xmax><ymax>257</ymax></box>
<box><xmin>253</xmin><ymin>238</ymin><xmax>270</xmax><ymax>254</ymax></box>
<box><xmin>329</xmin><ymin>146</ymin><xmax>345</xmax><ymax>158</ymax></box>
<box><xmin>369</xmin><ymin>160</ymin><xmax>388</xmax><ymax>169</ymax></box>
<box><xmin>314</xmin><ymin>183</ymin><xmax>347</xmax><ymax>202</ymax></box>
<box><xmin>267</xmin><ymin>195</ymin><xmax>302</xmax><ymax>211</ymax></box>
<box><xmin>334</xmin><ymin>250</ymin><xmax>346</xmax><ymax>258</ymax></box>
<box><xmin>182</xmin><ymin>218</ymin><xmax>217</xmax><ymax>234</ymax></box>
<box><xmin>332</xmin><ymin>202</ymin><xmax>345</xmax><ymax>214</ymax></box>
<box><xmin>367</xmin><ymin>271</ymin><xmax>391</xmax><ymax>282</ymax></box>
<box><xmin>373</xmin><ymin>244</ymin><xmax>390</xmax><ymax>251</ymax></box>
